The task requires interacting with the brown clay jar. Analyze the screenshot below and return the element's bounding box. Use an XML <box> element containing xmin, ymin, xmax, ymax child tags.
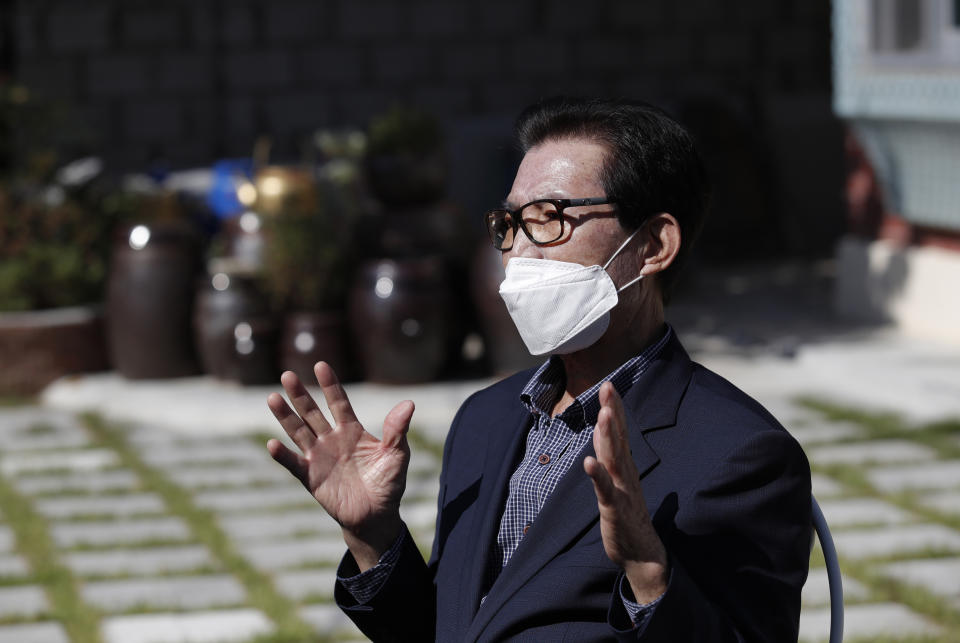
<box><xmin>280</xmin><ymin>311</ymin><xmax>353</xmax><ymax>384</ymax></box>
<box><xmin>106</xmin><ymin>222</ymin><xmax>201</xmax><ymax>379</ymax></box>
<box><xmin>349</xmin><ymin>257</ymin><xmax>450</xmax><ymax>383</ymax></box>
<box><xmin>193</xmin><ymin>272</ymin><xmax>278</xmax><ymax>385</ymax></box>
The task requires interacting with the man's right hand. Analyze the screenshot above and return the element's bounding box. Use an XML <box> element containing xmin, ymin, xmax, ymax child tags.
<box><xmin>266</xmin><ymin>361</ymin><xmax>415</xmax><ymax>571</ymax></box>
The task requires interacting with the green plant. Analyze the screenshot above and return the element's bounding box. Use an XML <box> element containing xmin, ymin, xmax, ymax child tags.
<box><xmin>0</xmin><ymin>83</ymin><xmax>136</xmax><ymax>311</ymax></box>
<box><xmin>259</xmin><ymin>173</ymin><xmax>357</xmax><ymax>312</ymax></box>
<box><xmin>0</xmin><ymin>184</ymin><xmax>141</xmax><ymax>311</ymax></box>
<box><xmin>366</xmin><ymin>106</ymin><xmax>443</xmax><ymax>157</ymax></box>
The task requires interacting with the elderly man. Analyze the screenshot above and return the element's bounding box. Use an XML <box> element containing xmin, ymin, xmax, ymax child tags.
<box><xmin>266</xmin><ymin>97</ymin><xmax>811</xmax><ymax>641</ymax></box>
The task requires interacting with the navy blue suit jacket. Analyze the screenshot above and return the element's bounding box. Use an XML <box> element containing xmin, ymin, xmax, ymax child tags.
<box><xmin>336</xmin><ymin>335</ymin><xmax>811</xmax><ymax>641</ymax></box>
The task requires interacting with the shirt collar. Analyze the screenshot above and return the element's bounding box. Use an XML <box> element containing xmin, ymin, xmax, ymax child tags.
<box><xmin>519</xmin><ymin>324</ymin><xmax>674</xmax><ymax>428</ymax></box>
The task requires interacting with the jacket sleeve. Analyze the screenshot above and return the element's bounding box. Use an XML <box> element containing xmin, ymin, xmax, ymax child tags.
<box><xmin>609</xmin><ymin>429</ymin><xmax>812</xmax><ymax>642</ymax></box>
<box><xmin>334</xmin><ymin>524</ymin><xmax>436</xmax><ymax>642</ymax></box>
<box><xmin>333</xmin><ymin>391</ymin><xmax>478</xmax><ymax>642</ymax></box>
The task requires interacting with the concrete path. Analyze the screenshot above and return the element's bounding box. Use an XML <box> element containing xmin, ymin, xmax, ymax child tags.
<box><xmin>5</xmin><ymin>260</ymin><xmax>960</xmax><ymax>641</ymax></box>
<box><xmin>5</xmin><ymin>390</ymin><xmax>960</xmax><ymax>641</ymax></box>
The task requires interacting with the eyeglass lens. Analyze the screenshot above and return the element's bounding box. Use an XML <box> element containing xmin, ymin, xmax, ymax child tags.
<box><xmin>487</xmin><ymin>202</ymin><xmax>563</xmax><ymax>249</ymax></box>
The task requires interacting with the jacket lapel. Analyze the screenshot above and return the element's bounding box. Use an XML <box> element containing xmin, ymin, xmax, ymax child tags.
<box><xmin>453</xmin><ymin>397</ymin><xmax>533</xmax><ymax>634</ymax></box>
<box><xmin>465</xmin><ymin>335</ymin><xmax>694</xmax><ymax>641</ymax></box>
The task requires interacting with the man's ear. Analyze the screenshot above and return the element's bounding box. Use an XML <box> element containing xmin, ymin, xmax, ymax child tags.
<box><xmin>637</xmin><ymin>213</ymin><xmax>681</xmax><ymax>276</ymax></box>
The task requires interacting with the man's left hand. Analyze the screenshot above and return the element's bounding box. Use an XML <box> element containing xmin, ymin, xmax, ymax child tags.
<box><xmin>584</xmin><ymin>381</ymin><xmax>669</xmax><ymax>604</ymax></box>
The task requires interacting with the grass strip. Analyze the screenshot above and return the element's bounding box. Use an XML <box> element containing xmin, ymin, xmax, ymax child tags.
<box><xmin>798</xmin><ymin>398</ymin><xmax>960</xmax><ymax>458</ymax></box>
<box><xmin>0</xmin><ymin>472</ymin><xmax>101</xmax><ymax>642</ymax></box>
<box><xmin>82</xmin><ymin>414</ymin><xmax>323</xmax><ymax>643</ymax></box>
<box><xmin>407</xmin><ymin>427</ymin><xmax>444</xmax><ymax>461</ymax></box>
<box><xmin>799</xmin><ymin>399</ymin><xmax>960</xmax><ymax>640</ymax></box>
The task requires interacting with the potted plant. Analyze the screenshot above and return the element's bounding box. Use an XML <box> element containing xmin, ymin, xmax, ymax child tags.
<box><xmin>257</xmin><ymin>163</ymin><xmax>360</xmax><ymax>383</ymax></box>
<box><xmin>0</xmin><ymin>83</ymin><xmax>131</xmax><ymax>394</ymax></box>
<box><xmin>105</xmin><ymin>189</ymin><xmax>204</xmax><ymax>379</ymax></box>
<box><xmin>364</xmin><ymin>106</ymin><xmax>446</xmax><ymax>207</ymax></box>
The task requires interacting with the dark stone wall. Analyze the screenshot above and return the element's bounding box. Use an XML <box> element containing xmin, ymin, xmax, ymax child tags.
<box><xmin>7</xmin><ymin>0</ymin><xmax>843</xmax><ymax>256</ymax></box>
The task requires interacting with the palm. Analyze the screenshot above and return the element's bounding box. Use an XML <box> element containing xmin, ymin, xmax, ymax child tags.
<box><xmin>301</xmin><ymin>420</ymin><xmax>408</xmax><ymax>532</ymax></box>
<box><xmin>266</xmin><ymin>363</ymin><xmax>414</xmax><ymax>540</ymax></box>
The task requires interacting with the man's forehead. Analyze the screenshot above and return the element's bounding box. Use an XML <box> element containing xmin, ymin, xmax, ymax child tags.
<box><xmin>503</xmin><ymin>190</ymin><xmax>570</xmax><ymax>209</ymax></box>
<box><xmin>507</xmin><ymin>140</ymin><xmax>607</xmax><ymax>207</ymax></box>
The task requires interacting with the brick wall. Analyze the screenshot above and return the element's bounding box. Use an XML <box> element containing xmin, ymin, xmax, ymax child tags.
<box><xmin>8</xmin><ymin>0</ymin><xmax>841</xmax><ymax>255</ymax></box>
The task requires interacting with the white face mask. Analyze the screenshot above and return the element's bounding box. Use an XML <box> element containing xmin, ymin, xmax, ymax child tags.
<box><xmin>498</xmin><ymin>230</ymin><xmax>643</xmax><ymax>356</ymax></box>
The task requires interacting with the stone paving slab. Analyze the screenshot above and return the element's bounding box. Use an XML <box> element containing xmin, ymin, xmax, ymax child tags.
<box><xmin>810</xmin><ymin>474</ymin><xmax>844</xmax><ymax>499</ymax></box>
<box><xmin>162</xmin><ymin>464</ymin><xmax>291</xmax><ymax>489</ymax></box>
<box><xmin>218</xmin><ymin>509</ymin><xmax>340</xmax><ymax>542</ymax></box>
<box><xmin>123</xmin><ymin>425</ymin><xmax>200</xmax><ymax>445</ymax></box>
<box><xmin>0</xmin><ymin>448</ymin><xmax>119</xmax><ymax>475</ymax></box>
<box><xmin>880</xmin><ymin>556</ymin><xmax>960</xmax><ymax>606</ymax></box>
<box><xmin>808</xmin><ymin>439</ymin><xmax>938</xmax><ymax>466</ymax></box>
<box><xmin>50</xmin><ymin>516</ymin><xmax>192</xmax><ymax>548</ymax></box>
<box><xmin>408</xmin><ymin>449</ymin><xmax>441</xmax><ymax>476</ymax></box>
<box><xmin>400</xmin><ymin>500</ymin><xmax>438</xmax><ymax>531</ymax></box>
<box><xmin>0</xmin><ymin>585</ymin><xmax>49</xmax><ymax>618</ymax></box>
<box><xmin>141</xmin><ymin>443</ymin><xmax>272</xmax><ymax>468</ymax></box>
<box><xmin>0</xmin><ymin>622</ymin><xmax>69</xmax><ymax>643</ymax></box>
<box><xmin>100</xmin><ymin>608</ymin><xmax>273</xmax><ymax>643</ymax></box>
<box><xmin>274</xmin><ymin>568</ymin><xmax>338</xmax><ymax>600</ymax></box>
<box><xmin>300</xmin><ymin>603</ymin><xmax>364</xmax><ymax>637</ymax></box>
<box><xmin>0</xmin><ymin>430</ymin><xmax>92</xmax><ymax>452</ymax></box>
<box><xmin>799</xmin><ymin>601</ymin><xmax>941</xmax><ymax>642</ymax></box>
<box><xmin>801</xmin><ymin>568</ymin><xmax>869</xmax><ymax>607</ymax></box>
<box><xmin>0</xmin><ymin>408</ymin><xmax>82</xmax><ymax>433</ymax></box>
<box><xmin>917</xmin><ymin>490</ymin><xmax>960</xmax><ymax>516</ymax></box>
<box><xmin>193</xmin><ymin>485</ymin><xmax>314</xmax><ymax>513</ymax></box>
<box><xmin>33</xmin><ymin>493</ymin><xmax>166</xmax><ymax>519</ymax></box>
<box><xmin>753</xmin><ymin>400</ymin><xmax>826</xmax><ymax>429</ymax></box>
<box><xmin>0</xmin><ymin>553</ymin><xmax>29</xmax><ymax>577</ymax></box>
<box><xmin>414</xmin><ymin>530</ymin><xmax>436</xmax><ymax>554</ymax></box>
<box><xmin>790</xmin><ymin>421</ymin><xmax>865</xmax><ymax>446</ymax></box>
<box><xmin>868</xmin><ymin>461</ymin><xmax>960</xmax><ymax>492</ymax></box>
<box><xmin>832</xmin><ymin>524</ymin><xmax>960</xmax><ymax>560</ymax></box>
<box><xmin>239</xmin><ymin>536</ymin><xmax>345</xmax><ymax>571</ymax></box>
<box><xmin>64</xmin><ymin>545</ymin><xmax>215</xmax><ymax>577</ymax></box>
<box><xmin>817</xmin><ymin>497</ymin><xmax>914</xmax><ymax>528</ymax></box>
<box><xmin>81</xmin><ymin>575</ymin><xmax>246</xmax><ymax>612</ymax></box>
<box><xmin>406</xmin><ymin>475</ymin><xmax>441</xmax><ymax>501</ymax></box>
<box><xmin>0</xmin><ymin>526</ymin><xmax>14</xmax><ymax>552</ymax></box>
<box><xmin>14</xmin><ymin>469</ymin><xmax>141</xmax><ymax>496</ymax></box>
<box><xmin>43</xmin><ymin>372</ymin><xmax>487</xmax><ymax>440</ymax></box>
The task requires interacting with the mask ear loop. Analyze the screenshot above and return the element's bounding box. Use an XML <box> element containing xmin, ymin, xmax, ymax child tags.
<box><xmin>602</xmin><ymin>229</ymin><xmax>640</xmax><ymax>270</ymax></box>
<box><xmin>616</xmin><ymin>273</ymin><xmax>644</xmax><ymax>293</ymax></box>
<box><xmin>602</xmin><ymin>228</ymin><xmax>645</xmax><ymax>293</ymax></box>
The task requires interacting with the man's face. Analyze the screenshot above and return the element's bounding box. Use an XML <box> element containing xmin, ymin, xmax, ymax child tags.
<box><xmin>502</xmin><ymin>137</ymin><xmax>635</xmax><ymax>281</ymax></box>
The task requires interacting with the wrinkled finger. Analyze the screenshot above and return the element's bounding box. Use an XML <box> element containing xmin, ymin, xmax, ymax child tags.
<box><xmin>593</xmin><ymin>408</ymin><xmax>630</xmax><ymax>484</ymax></box>
<box><xmin>280</xmin><ymin>370</ymin><xmax>332</xmax><ymax>435</ymax></box>
<box><xmin>382</xmin><ymin>400</ymin><xmax>415</xmax><ymax>449</ymax></box>
<box><xmin>266</xmin><ymin>438</ymin><xmax>309</xmax><ymax>487</ymax></box>
<box><xmin>267</xmin><ymin>391</ymin><xmax>319</xmax><ymax>452</ymax></box>
<box><xmin>599</xmin><ymin>383</ymin><xmax>632</xmax><ymax>469</ymax></box>
<box><xmin>599</xmin><ymin>382</ymin><xmax>630</xmax><ymax>446</ymax></box>
<box><xmin>593</xmin><ymin>407</ymin><xmax>614</xmax><ymax>461</ymax></box>
<box><xmin>584</xmin><ymin>455</ymin><xmax>616</xmax><ymax>507</ymax></box>
<box><xmin>315</xmin><ymin>362</ymin><xmax>360</xmax><ymax>429</ymax></box>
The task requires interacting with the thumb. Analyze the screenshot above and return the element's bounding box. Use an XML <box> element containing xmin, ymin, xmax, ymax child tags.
<box><xmin>382</xmin><ymin>400</ymin><xmax>415</xmax><ymax>449</ymax></box>
<box><xmin>584</xmin><ymin>455</ymin><xmax>616</xmax><ymax>507</ymax></box>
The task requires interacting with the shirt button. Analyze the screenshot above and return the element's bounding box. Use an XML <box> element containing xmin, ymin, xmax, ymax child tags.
<box><xmin>537</xmin><ymin>453</ymin><xmax>551</xmax><ymax>465</ymax></box>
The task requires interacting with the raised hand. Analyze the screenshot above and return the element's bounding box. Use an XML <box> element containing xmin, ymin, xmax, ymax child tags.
<box><xmin>583</xmin><ymin>382</ymin><xmax>668</xmax><ymax>603</ymax></box>
<box><xmin>266</xmin><ymin>361</ymin><xmax>415</xmax><ymax>570</ymax></box>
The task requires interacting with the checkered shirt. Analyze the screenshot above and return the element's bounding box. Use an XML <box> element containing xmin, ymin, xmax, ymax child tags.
<box><xmin>492</xmin><ymin>326</ymin><xmax>672</xmax><ymax>576</ymax></box>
